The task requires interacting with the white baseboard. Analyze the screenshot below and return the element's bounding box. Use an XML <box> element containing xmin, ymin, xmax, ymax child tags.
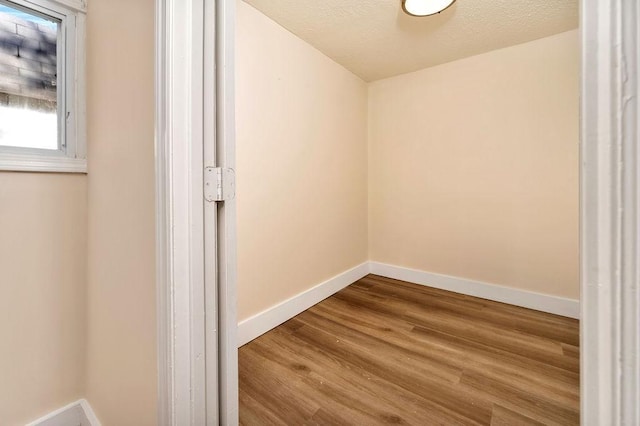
<box><xmin>237</xmin><ymin>261</ymin><xmax>579</xmax><ymax>347</ymax></box>
<box><xmin>26</xmin><ymin>399</ymin><xmax>101</xmax><ymax>426</ymax></box>
<box><xmin>78</xmin><ymin>400</ymin><xmax>101</xmax><ymax>426</ymax></box>
<box><xmin>369</xmin><ymin>262</ymin><xmax>580</xmax><ymax>319</ymax></box>
<box><xmin>237</xmin><ymin>262</ymin><xmax>370</xmax><ymax>346</ymax></box>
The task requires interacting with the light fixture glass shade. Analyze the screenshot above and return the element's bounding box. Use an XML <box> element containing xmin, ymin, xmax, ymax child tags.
<box><xmin>402</xmin><ymin>0</ymin><xmax>456</xmax><ymax>16</ymax></box>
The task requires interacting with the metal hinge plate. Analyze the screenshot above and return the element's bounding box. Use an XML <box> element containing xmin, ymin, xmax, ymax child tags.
<box><xmin>204</xmin><ymin>167</ymin><xmax>235</xmax><ymax>202</ymax></box>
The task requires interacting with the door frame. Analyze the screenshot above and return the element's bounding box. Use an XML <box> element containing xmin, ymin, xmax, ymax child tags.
<box><xmin>155</xmin><ymin>0</ymin><xmax>639</xmax><ymax>424</ymax></box>
<box><xmin>580</xmin><ymin>0</ymin><xmax>639</xmax><ymax>424</ymax></box>
<box><xmin>155</xmin><ymin>0</ymin><xmax>237</xmax><ymax>424</ymax></box>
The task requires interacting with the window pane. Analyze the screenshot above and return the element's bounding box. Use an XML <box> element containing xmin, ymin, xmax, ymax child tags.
<box><xmin>0</xmin><ymin>2</ymin><xmax>59</xmax><ymax>150</ymax></box>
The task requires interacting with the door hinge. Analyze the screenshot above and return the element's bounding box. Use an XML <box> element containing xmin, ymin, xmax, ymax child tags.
<box><xmin>204</xmin><ymin>167</ymin><xmax>235</xmax><ymax>202</ymax></box>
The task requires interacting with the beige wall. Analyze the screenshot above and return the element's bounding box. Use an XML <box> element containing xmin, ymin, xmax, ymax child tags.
<box><xmin>0</xmin><ymin>173</ymin><xmax>87</xmax><ymax>425</ymax></box>
<box><xmin>0</xmin><ymin>9</ymin><xmax>577</xmax><ymax>425</ymax></box>
<box><xmin>236</xmin><ymin>1</ymin><xmax>369</xmax><ymax>322</ymax></box>
<box><xmin>84</xmin><ymin>0</ymin><xmax>157</xmax><ymax>424</ymax></box>
<box><xmin>369</xmin><ymin>30</ymin><xmax>579</xmax><ymax>299</ymax></box>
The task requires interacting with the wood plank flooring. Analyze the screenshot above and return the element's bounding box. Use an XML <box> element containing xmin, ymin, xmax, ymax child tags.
<box><xmin>239</xmin><ymin>274</ymin><xmax>580</xmax><ymax>425</ymax></box>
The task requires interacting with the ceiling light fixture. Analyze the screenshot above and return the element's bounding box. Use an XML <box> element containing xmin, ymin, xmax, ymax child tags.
<box><xmin>401</xmin><ymin>0</ymin><xmax>456</xmax><ymax>17</ymax></box>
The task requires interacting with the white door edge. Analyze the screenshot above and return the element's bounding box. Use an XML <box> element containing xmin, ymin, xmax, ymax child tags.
<box><xmin>214</xmin><ymin>1</ymin><xmax>239</xmax><ymax>424</ymax></box>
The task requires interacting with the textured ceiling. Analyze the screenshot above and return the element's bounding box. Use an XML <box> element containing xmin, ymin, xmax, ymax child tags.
<box><xmin>242</xmin><ymin>0</ymin><xmax>579</xmax><ymax>82</ymax></box>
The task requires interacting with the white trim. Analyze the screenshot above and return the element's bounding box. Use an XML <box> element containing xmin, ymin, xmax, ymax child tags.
<box><xmin>237</xmin><ymin>261</ymin><xmax>580</xmax><ymax>348</ymax></box>
<box><xmin>0</xmin><ymin>153</ymin><xmax>86</xmax><ymax>173</ymax></box>
<box><xmin>11</xmin><ymin>0</ymin><xmax>85</xmax><ymax>15</ymax></box>
<box><xmin>203</xmin><ymin>0</ymin><xmax>219</xmax><ymax>422</ymax></box>
<box><xmin>214</xmin><ymin>0</ymin><xmax>239</xmax><ymax>424</ymax></box>
<box><xmin>25</xmin><ymin>399</ymin><xmax>100</xmax><ymax>426</ymax></box>
<box><xmin>580</xmin><ymin>0</ymin><xmax>640</xmax><ymax>424</ymax></box>
<box><xmin>237</xmin><ymin>263</ymin><xmax>371</xmax><ymax>347</ymax></box>
<box><xmin>370</xmin><ymin>262</ymin><xmax>579</xmax><ymax>318</ymax></box>
<box><xmin>156</xmin><ymin>0</ymin><xmax>238</xmax><ymax>423</ymax></box>
<box><xmin>46</xmin><ymin>0</ymin><xmax>85</xmax><ymax>13</ymax></box>
<box><xmin>78</xmin><ymin>400</ymin><xmax>100</xmax><ymax>426</ymax></box>
<box><xmin>155</xmin><ymin>0</ymin><xmax>208</xmax><ymax>424</ymax></box>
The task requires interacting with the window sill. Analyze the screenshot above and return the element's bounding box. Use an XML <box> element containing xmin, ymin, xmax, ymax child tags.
<box><xmin>0</xmin><ymin>153</ymin><xmax>87</xmax><ymax>173</ymax></box>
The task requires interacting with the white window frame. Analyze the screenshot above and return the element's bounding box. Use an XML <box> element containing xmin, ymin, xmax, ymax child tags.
<box><xmin>0</xmin><ymin>0</ymin><xmax>86</xmax><ymax>173</ymax></box>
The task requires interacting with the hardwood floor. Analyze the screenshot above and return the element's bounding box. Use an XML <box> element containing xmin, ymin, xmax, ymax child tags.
<box><xmin>239</xmin><ymin>274</ymin><xmax>580</xmax><ymax>425</ymax></box>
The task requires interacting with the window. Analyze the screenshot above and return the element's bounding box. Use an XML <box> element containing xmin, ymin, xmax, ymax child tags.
<box><xmin>0</xmin><ymin>0</ymin><xmax>86</xmax><ymax>172</ymax></box>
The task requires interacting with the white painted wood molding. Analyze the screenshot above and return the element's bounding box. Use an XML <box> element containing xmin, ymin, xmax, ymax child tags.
<box><xmin>49</xmin><ymin>0</ymin><xmax>86</xmax><ymax>13</ymax></box>
<box><xmin>580</xmin><ymin>0</ymin><xmax>640</xmax><ymax>424</ymax></box>
<box><xmin>238</xmin><ymin>261</ymin><xmax>580</xmax><ymax>349</ymax></box>
<box><xmin>25</xmin><ymin>399</ymin><xmax>100</xmax><ymax>426</ymax></box>
<box><xmin>214</xmin><ymin>0</ymin><xmax>240</xmax><ymax>424</ymax></box>
<box><xmin>370</xmin><ymin>262</ymin><xmax>579</xmax><ymax>319</ymax></box>
<box><xmin>155</xmin><ymin>0</ymin><xmax>208</xmax><ymax>423</ymax></box>
<box><xmin>238</xmin><ymin>263</ymin><xmax>370</xmax><ymax>346</ymax></box>
<box><xmin>156</xmin><ymin>0</ymin><xmax>238</xmax><ymax>423</ymax></box>
<box><xmin>0</xmin><ymin>154</ymin><xmax>86</xmax><ymax>173</ymax></box>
